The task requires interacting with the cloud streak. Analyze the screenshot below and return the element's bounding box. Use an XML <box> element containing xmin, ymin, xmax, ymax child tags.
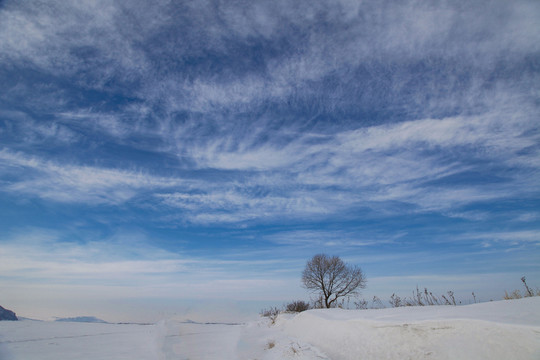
<box><xmin>0</xmin><ymin>149</ymin><xmax>190</xmax><ymax>205</ymax></box>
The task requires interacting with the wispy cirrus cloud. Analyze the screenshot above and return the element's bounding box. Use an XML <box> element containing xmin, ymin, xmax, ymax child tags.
<box><xmin>0</xmin><ymin>149</ymin><xmax>188</xmax><ymax>205</ymax></box>
<box><xmin>3</xmin><ymin>0</ymin><xmax>537</xmax><ymax>120</ymax></box>
<box><xmin>1</xmin><ymin>98</ymin><xmax>538</xmax><ymax>222</ymax></box>
<box><xmin>0</xmin><ymin>0</ymin><xmax>151</xmax><ymax>85</ymax></box>
<box><xmin>157</xmin><ymin>189</ymin><xmax>331</xmax><ymax>224</ymax></box>
<box><xmin>466</xmin><ymin>230</ymin><xmax>540</xmax><ymax>247</ymax></box>
<box><xmin>263</xmin><ymin>229</ymin><xmax>403</xmax><ymax>248</ymax></box>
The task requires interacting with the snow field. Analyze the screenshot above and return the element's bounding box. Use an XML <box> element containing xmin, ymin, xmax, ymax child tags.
<box><xmin>0</xmin><ymin>297</ymin><xmax>539</xmax><ymax>359</ymax></box>
<box><xmin>0</xmin><ymin>320</ymin><xmax>161</xmax><ymax>360</ymax></box>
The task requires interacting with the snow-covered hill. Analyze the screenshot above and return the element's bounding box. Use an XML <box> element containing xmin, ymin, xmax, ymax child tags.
<box><xmin>278</xmin><ymin>297</ymin><xmax>540</xmax><ymax>359</ymax></box>
<box><xmin>0</xmin><ymin>297</ymin><xmax>539</xmax><ymax>359</ymax></box>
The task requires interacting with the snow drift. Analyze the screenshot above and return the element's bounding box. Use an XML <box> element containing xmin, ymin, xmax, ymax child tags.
<box><xmin>278</xmin><ymin>297</ymin><xmax>540</xmax><ymax>359</ymax></box>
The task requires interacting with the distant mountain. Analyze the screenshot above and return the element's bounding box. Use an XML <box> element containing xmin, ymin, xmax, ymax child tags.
<box><xmin>55</xmin><ymin>316</ymin><xmax>107</xmax><ymax>323</ymax></box>
<box><xmin>0</xmin><ymin>305</ymin><xmax>18</xmax><ymax>321</ymax></box>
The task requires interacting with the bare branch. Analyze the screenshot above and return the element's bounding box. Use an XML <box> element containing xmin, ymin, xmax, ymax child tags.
<box><xmin>302</xmin><ymin>254</ymin><xmax>366</xmax><ymax>308</ymax></box>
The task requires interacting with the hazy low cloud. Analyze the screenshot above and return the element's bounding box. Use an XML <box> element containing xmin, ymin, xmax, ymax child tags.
<box><xmin>0</xmin><ymin>228</ymin><xmax>306</xmax><ymax>303</ymax></box>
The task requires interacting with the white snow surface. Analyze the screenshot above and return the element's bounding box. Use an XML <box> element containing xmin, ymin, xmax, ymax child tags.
<box><xmin>279</xmin><ymin>297</ymin><xmax>540</xmax><ymax>360</ymax></box>
<box><xmin>0</xmin><ymin>297</ymin><xmax>539</xmax><ymax>359</ymax></box>
<box><xmin>0</xmin><ymin>320</ymin><xmax>160</xmax><ymax>360</ymax></box>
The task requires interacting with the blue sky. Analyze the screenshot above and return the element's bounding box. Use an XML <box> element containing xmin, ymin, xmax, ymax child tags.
<box><xmin>1</xmin><ymin>0</ymin><xmax>539</xmax><ymax>321</ymax></box>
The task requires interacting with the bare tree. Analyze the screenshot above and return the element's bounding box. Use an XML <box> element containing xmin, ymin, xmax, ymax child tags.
<box><xmin>302</xmin><ymin>254</ymin><xmax>366</xmax><ymax>308</ymax></box>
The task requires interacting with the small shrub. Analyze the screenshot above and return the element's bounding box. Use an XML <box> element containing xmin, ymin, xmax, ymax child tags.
<box><xmin>260</xmin><ymin>307</ymin><xmax>280</xmax><ymax>325</ymax></box>
<box><xmin>424</xmin><ymin>288</ymin><xmax>441</xmax><ymax>306</ymax></box>
<box><xmin>442</xmin><ymin>291</ymin><xmax>457</xmax><ymax>305</ymax></box>
<box><xmin>285</xmin><ymin>300</ymin><xmax>310</xmax><ymax>313</ymax></box>
<box><xmin>354</xmin><ymin>298</ymin><xmax>368</xmax><ymax>309</ymax></box>
<box><xmin>504</xmin><ymin>276</ymin><xmax>539</xmax><ymax>300</ymax></box>
<box><xmin>403</xmin><ymin>286</ymin><xmax>422</xmax><ymax>306</ymax></box>
<box><xmin>371</xmin><ymin>296</ymin><xmax>385</xmax><ymax>309</ymax></box>
<box><xmin>400</xmin><ymin>287</ymin><xmax>458</xmax><ymax>306</ymax></box>
<box><xmin>389</xmin><ymin>293</ymin><xmax>402</xmax><ymax>308</ymax></box>
<box><xmin>504</xmin><ymin>290</ymin><xmax>522</xmax><ymax>300</ymax></box>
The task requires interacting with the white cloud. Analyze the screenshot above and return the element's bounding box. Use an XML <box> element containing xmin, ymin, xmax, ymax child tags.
<box><xmin>515</xmin><ymin>213</ymin><xmax>540</xmax><ymax>223</ymax></box>
<box><xmin>187</xmin><ymin>140</ymin><xmax>297</xmax><ymax>171</ymax></box>
<box><xmin>157</xmin><ymin>188</ymin><xmax>329</xmax><ymax>224</ymax></box>
<box><xmin>0</xmin><ymin>112</ymin><xmax>81</xmax><ymax>144</ymax></box>
<box><xmin>466</xmin><ymin>230</ymin><xmax>540</xmax><ymax>246</ymax></box>
<box><xmin>0</xmin><ymin>0</ymin><xmax>150</xmax><ymax>85</ymax></box>
<box><xmin>56</xmin><ymin>111</ymin><xmax>135</xmax><ymax>139</ymax></box>
<box><xmin>264</xmin><ymin>229</ymin><xmax>401</xmax><ymax>248</ymax></box>
<box><xmin>0</xmin><ymin>149</ymin><xmax>187</xmax><ymax>204</ymax></box>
